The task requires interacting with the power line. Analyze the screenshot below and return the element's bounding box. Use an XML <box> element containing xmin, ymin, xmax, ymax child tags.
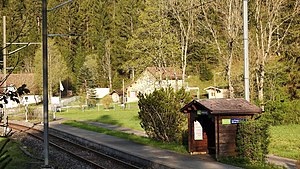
<box><xmin>1</xmin><ymin>16</ymin><xmax>28</xmax><ymax>52</ymax></box>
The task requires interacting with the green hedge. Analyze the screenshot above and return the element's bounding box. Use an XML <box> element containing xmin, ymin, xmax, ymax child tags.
<box><xmin>138</xmin><ymin>87</ymin><xmax>191</xmax><ymax>143</ymax></box>
<box><xmin>236</xmin><ymin>120</ymin><xmax>269</xmax><ymax>163</ymax></box>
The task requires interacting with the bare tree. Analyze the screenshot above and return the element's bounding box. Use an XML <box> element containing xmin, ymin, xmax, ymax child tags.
<box><xmin>198</xmin><ymin>0</ymin><xmax>243</xmax><ymax>98</ymax></box>
<box><xmin>251</xmin><ymin>0</ymin><xmax>299</xmax><ymax>105</ymax></box>
<box><xmin>168</xmin><ymin>0</ymin><xmax>199</xmax><ymax>85</ymax></box>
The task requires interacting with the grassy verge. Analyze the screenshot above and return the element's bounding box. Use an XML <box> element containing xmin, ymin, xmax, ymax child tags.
<box><xmin>0</xmin><ymin>138</ymin><xmax>38</xmax><ymax>169</ymax></box>
<box><xmin>58</xmin><ymin>104</ymin><xmax>143</xmax><ymax>131</ymax></box>
<box><xmin>219</xmin><ymin>157</ymin><xmax>285</xmax><ymax>169</ymax></box>
<box><xmin>269</xmin><ymin>124</ymin><xmax>300</xmax><ymax>160</ymax></box>
<box><xmin>64</xmin><ymin>120</ymin><xmax>188</xmax><ymax>154</ymax></box>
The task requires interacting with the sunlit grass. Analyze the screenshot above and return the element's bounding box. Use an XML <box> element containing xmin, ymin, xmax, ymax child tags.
<box><xmin>57</xmin><ymin>103</ymin><xmax>143</xmax><ymax>131</ymax></box>
<box><xmin>269</xmin><ymin>124</ymin><xmax>300</xmax><ymax>160</ymax></box>
<box><xmin>219</xmin><ymin>156</ymin><xmax>285</xmax><ymax>169</ymax></box>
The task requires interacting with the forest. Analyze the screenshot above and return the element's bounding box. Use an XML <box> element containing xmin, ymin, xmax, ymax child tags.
<box><xmin>0</xmin><ymin>0</ymin><xmax>299</xmax><ymax>110</ymax></box>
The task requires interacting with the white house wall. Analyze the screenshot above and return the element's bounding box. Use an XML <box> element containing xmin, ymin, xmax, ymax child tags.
<box><xmin>126</xmin><ymin>70</ymin><xmax>184</xmax><ymax>102</ymax></box>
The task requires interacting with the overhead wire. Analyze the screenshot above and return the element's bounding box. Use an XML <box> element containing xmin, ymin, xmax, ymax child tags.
<box><xmin>0</xmin><ymin>14</ymin><xmax>35</xmax><ymax>87</ymax></box>
<box><xmin>1</xmin><ymin>15</ymin><xmax>28</xmax><ymax>52</ymax></box>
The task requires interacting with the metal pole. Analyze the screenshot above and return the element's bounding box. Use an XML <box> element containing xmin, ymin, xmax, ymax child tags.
<box><xmin>42</xmin><ymin>0</ymin><xmax>50</xmax><ymax>167</ymax></box>
<box><xmin>122</xmin><ymin>79</ymin><xmax>125</xmax><ymax>109</ymax></box>
<box><xmin>243</xmin><ymin>0</ymin><xmax>250</xmax><ymax>101</ymax></box>
<box><xmin>3</xmin><ymin>16</ymin><xmax>6</xmax><ymax>88</ymax></box>
<box><xmin>2</xmin><ymin>16</ymin><xmax>7</xmax><ymax>125</ymax></box>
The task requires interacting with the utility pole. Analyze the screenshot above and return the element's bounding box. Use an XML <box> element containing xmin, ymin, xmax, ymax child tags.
<box><xmin>42</xmin><ymin>1</ymin><xmax>73</xmax><ymax>167</ymax></box>
<box><xmin>243</xmin><ymin>0</ymin><xmax>250</xmax><ymax>101</ymax></box>
<box><xmin>42</xmin><ymin>0</ymin><xmax>51</xmax><ymax>168</ymax></box>
<box><xmin>2</xmin><ymin>16</ymin><xmax>7</xmax><ymax>88</ymax></box>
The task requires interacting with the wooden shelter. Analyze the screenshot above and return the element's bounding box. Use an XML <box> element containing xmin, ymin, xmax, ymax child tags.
<box><xmin>180</xmin><ymin>98</ymin><xmax>261</xmax><ymax>158</ymax></box>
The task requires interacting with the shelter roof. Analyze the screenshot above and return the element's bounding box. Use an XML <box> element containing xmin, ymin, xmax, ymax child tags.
<box><xmin>181</xmin><ymin>98</ymin><xmax>262</xmax><ymax>114</ymax></box>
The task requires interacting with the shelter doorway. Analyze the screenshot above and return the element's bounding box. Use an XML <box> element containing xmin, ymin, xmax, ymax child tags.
<box><xmin>195</xmin><ymin>114</ymin><xmax>215</xmax><ymax>154</ymax></box>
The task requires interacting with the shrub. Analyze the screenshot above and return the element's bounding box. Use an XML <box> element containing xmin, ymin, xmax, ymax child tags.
<box><xmin>27</xmin><ymin>107</ymin><xmax>42</xmax><ymax>121</ymax></box>
<box><xmin>236</xmin><ymin>120</ymin><xmax>269</xmax><ymax>163</ymax></box>
<box><xmin>138</xmin><ymin>87</ymin><xmax>191</xmax><ymax>143</ymax></box>
<box><xmin>101</xmin><ymin>95</ymin><xmax>113</xmax><ymax>109</ymax></box>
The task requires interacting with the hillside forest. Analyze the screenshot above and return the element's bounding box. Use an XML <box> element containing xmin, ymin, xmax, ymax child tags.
<box><xmin>0</xmin><ymin>0</ymin><xmax>299</xmax><ymax>111</ymax></box>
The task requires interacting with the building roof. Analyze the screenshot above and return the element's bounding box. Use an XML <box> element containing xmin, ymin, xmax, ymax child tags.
<box><xmin>181</xmin><ymin>98</ymin><xmax>262</xmax><ymax>114</ymax></box>
<box><xmin>110</xmin><ymin>90</ymin><xmax>123</xmax><ymax>96</ymax></box>
<box><xmin>203</xmin><ymin>86</ymin><xmax>228</xmax><ymax>91</ymax></box>
<box><xmin>0</xmin><ymin>73</ymin><xmax>36</xmax><ymax>93</ymax></box>
<box><xmin>146</xmin><ymin>67</ymin><xmax>183</xmax><ymax>80</ymax></box>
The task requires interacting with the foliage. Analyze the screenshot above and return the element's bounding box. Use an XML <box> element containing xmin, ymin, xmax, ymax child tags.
<box><xmin>260</xmin><ymin>100</ymin><xmax>300</xmax><ymax>125</ymax></box>
<box><xmin>0</xmin><ymin>0</ymin><xmax>299</xmax><ymax>106</ymax></box>
<box><xmin>0</xmin><ymin>137</ymin><xmax>37</xmax><ymax>168</ymax></box>
<box><xmin>0</xmin><ymin>139</ymin><xmax>12</xmax><ymax>168</ymax></box>
<box><xmin>125</xmin><ymin>0</ymin><xmax>181</xmax><ymax>73</ymax></box>
<box><xmin>101</xmin><ymin>95</ymin><xmax>113</xmax><ymax>109</ymax></box>
<box><xmin>34</xmin><ymin>40</ymin><xmax>69</xmax><ymax>95</ymax></box>
<box><xmin>27</xmin><ymin>107</ymin><xmax>42</xmax><ymax>121</ymax></box>
<box><xmin>0</xmin><ymin>84</ymin><xmax>30</xmax><ymax>108</ymax></box>
<box><xmin>236</xmin><ymin>120</ymin><xmax>269</xmax><ymax>164</ymax></box>
<box><xmin>137</xmin><ymin>87</ymin><xmax>191</xmax><ymax>143</ymax></box>
<box><xmin>199</xmin><ymin>63</ymin><xmax>213</xmax><ymax>81</ymax></box>
<box><xmin>87</xmin><ymin>89</ymin><xmax>97</xmax><ymax>107</ymax></box>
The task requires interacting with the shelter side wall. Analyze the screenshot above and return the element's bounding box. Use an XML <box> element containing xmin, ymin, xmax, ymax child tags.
<box><xmin>216</xmin><ymin>115</ymin><xmax>252</xmax><ymax>157</ymax></box>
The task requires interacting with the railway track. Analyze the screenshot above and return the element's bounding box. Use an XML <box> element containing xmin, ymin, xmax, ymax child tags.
<box><xmin>9</xmin><ymin>123</ymin><xmax>142</xmax><ymax>169</ymax></box>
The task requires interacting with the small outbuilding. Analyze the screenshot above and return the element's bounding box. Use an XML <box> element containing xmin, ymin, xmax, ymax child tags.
<box><xmin>180</xmin><ymin>98</ymin><xmax>261</xmax><ymax>158</ymax></box>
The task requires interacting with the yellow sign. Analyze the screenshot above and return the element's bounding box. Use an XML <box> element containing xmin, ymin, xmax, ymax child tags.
<box><xmin>222</xmin><ymin>119</ymin><xmax>231</xmax><ymax>125</ymax></box>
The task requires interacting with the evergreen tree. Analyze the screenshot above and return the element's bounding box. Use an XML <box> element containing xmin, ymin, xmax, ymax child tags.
<box><xmin>126</xmin><ymin>0</ymin><xmax>181</xmax><ymax>74</ymax></box>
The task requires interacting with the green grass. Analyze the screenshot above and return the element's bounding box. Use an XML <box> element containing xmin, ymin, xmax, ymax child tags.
<box><xmin>0</xmin><ymin>138</ymin><xmax>38</xmax><ymax>169</ymax></box>
<box><xmin>57</xmin><ymin>103</ymin><xmax>143</xmax><ymax>131</ymax></box>
<box><xmin>219</xmin><ymin>157</ymin><xmax>285</xmax><ymax>169</ymax></box>
<box><xmin>269</xmin><ymin>124</ymin><xmax>300</xmax><ymax>160</ymax></box>
<box><xmin>64</xmin><ymin>120</ymin><xmax>188</xmax><ymax>154</ymax></box>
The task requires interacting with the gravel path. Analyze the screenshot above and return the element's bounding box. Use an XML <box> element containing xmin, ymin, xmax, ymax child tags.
<box><xmin>10</xmin><ymin>131</ymin><xmax>93</xmax><ymax>169</ymax></box>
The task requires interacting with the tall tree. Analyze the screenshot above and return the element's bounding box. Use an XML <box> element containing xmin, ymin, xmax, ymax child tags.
<box><xmin>198</xmin><ymin>0</ymin><xmax>243</xmax><ymax>98</ymax></box>
<box><xmin>126</xmin><ymin>0</ymin><xmax>181</xmax><ymax>75</ymax></box>
<box><xmin>34</xmin><ymin>40</ymin><xmax>68</xmax><ymax>96</ymax></box>
<box><xmin>168</xmin><ymin>0</ymin><xmax>199</xmax><ymax>85</ymax></box>
<box><xmin>250</xmin><ymin>0</ymin><xmax>300</xmax><ymax>105</ymax></box>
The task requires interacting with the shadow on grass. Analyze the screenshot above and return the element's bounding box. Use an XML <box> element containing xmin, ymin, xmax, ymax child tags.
<box><xmin>95</xmin><ymin>115</ymin><xmax>123</xmax><ymax>126</ymax></box>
